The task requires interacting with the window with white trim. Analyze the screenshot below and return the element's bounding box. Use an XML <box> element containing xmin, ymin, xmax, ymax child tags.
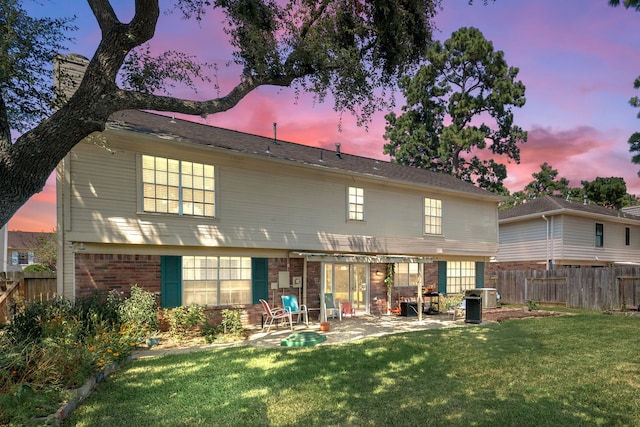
<box><xmin>394</xmin><ymin>263</ymin><xmax>423</xmax><ymax>287</ymax></box>
<box><xmin>348</xmin><ymin>186</ymin><xmax>364</xmax><ymax>221</ymax></box>
<box><xmin>595</xmin><ymin>223</ymin><xmax>604</xmax><ymax>248</ymax></box>
<box><xmin>12</xmin><ymin>251</ymin><xmax>33</xmax><ymax>265</ymax></box>
<box><xmin>424</xmin><ymin>197</ymin><xmax>442</xmax><ymax>235</ymax></box>
<box><xmin>182</xmin><ymin>256</ymin><xmax>252</xmax><ymax>306</ymax></box>
<box><xmin>446</xmin><ymin>261</ymin><xmax>475</xmax><ymax>294</ymax></box>
<box><xmin>142</xmin><ymin>155</ymin><xmax>215</xmax><ymax>217</ymax></box>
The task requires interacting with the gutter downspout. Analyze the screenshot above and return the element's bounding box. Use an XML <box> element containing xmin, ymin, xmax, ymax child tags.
<box><xmin>542</xmin><ymin>215</ymin><xmax>550</xmax><ymax>270</ymax></box>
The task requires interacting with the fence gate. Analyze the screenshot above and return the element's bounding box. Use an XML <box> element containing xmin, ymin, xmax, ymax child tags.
<box><xmin>525</xmin><ymin>277</ymin><xmax>567</xmax><ymax>305</ymax></box>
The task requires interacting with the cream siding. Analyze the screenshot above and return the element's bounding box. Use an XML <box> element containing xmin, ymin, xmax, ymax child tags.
<box><xmin>62</xmin><ymin>137</ymin><xmax>498</xmax><ymax>256</ymax></box>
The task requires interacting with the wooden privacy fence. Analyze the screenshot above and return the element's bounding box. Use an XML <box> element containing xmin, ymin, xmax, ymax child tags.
<box><xmin>0</xmin><ymin>272</ymin><xmax>57</xmax><ymax>324</ymax></box>
<box><xmin>490</xmin><ymin>267</ymin><xmax>640</xmax><ymax>311</ymax></box>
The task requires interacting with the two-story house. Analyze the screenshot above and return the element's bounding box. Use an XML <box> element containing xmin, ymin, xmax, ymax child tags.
<box><xmin>1</xmin><ymin>230</ymin><xmax>55</xmax><ymax>272</ymax></box>
<box><xmin>494</xmin><ymin>195</ymin><xmax>640</xmax><ymax>271</ymax></box>
<box><xmin>56</xmin><ymin>109</ymin><xmax>502</xmax><ymax>324</ymax></box>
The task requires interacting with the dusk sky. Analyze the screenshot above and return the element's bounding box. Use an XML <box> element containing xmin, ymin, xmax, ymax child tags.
<box><xmin>9</xmin><ymin>0</ymin><xmax>640</xmax><ymax>231</ymax></box>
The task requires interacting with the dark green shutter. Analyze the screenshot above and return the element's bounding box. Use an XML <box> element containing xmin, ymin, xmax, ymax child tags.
<box><xmin>437</xmin><ymin>261</ymin><xmax>447</xmax><ymax>294</ymax></box>
<box><xmin>160</xmin><ymin>256</ymin><xmax>182</xmax><ymax>308</ymax></box>
<box><xmin>252</xmin><ymin>258</ymin><xmax>269</xmax><ymax>304</ymax></box>
<box><xmin>475</xmin><ymin>262</ymin><xmax>485</xmax><ymax>288</ymax></box>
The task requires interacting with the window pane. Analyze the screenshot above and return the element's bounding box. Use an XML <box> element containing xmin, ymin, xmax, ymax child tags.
<box><xmin>142</xmin><ymin>169</ymin><xmax>155</xmax><ymax>183</ymax></box>
<box><xmin>193</xmin><ymin>176</ymin><xmax>204</xmax><ymax>189</ymax></box>
<box><xmin>182</xmin><ymin>161</ymin><xmax>192</xmax><ymax>175</ymax></box>
<box><xmin>155</xmin><ymin>157</ymin><xmax>167</xmax><ymax>171</ymax></box>
<box><xmin>142</xmin><ymin>155</ymin><xmax>154</xmax><ymax>169</ymax></box>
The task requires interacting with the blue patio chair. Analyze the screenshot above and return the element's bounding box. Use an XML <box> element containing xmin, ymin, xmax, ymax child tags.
<box><xmin>281</xmin><ymin>295</ymin><xmax>309</xmax><ymax>326</ymax></box>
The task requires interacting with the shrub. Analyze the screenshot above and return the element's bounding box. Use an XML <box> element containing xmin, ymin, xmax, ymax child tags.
<box><xmin>22</xmin><ymin>263</ymin><xmax>52</xmax><ymax>273</ymax></box>
<box><xmin>5</xmin><ymin>296</ymin><xmax>76</xmax><ymax>344</ymax></box>
<box><xmin>202</xmin><ymin>309</ymin><xmax>244</xmax><ymax>343</ymax></box>
<box><xmin>220</xmin><ymin>308</ymin><xmax>243</xmax><ymax>335</ymax></box>
<box><xmin>72</xmin><ymin>291</ymin><xmax>121</xmax><ymax>338</ymax></box>
<box><xmin>0</xmin><ymin>293</ymin><xmax>139</xmax><ymax>422</ymax></box>
<box><xmin>440</xmin><ymin>294</ymin><xmax>464</xmax><ymax>312</ymax></box>
<box><xmin>118</xmin><ymin>285</ymin><xmax>158</xmax><ymax>340</ymax></box>
<box><xmin>163</xmin><ymin>304</ymin><xmax>207</xmax><ymax>339</ymax></box>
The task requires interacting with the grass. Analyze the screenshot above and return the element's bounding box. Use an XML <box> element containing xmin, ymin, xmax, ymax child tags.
<box><xmin>64</xmin><ymin>312</ymin><xmax>640</xmax><ymax>427</ymax></box>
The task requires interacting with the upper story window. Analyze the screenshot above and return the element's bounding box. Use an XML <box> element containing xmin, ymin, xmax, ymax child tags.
<box><xmin>625</xmin><ymin>227</ymin><xmax>630</xmax><ymax>246</ymax></box>
<box><xmin>424</xmin><ymin>197</ymin><xmax>442</xmax><ymax>235</ymax></box>
<box><xmin>595</xmin><ymin>223</ymin><xmax>604</xmax><ymax>247</ymax></box>
<box><xmin>142</xmin><ymin>155</ymin><xmax>215</xmax><ymax>217</ymax></box>
<box><xmin>348</xmin><ymin>186</ymin><xmax>364</xmax><ymax>221</ymax></box>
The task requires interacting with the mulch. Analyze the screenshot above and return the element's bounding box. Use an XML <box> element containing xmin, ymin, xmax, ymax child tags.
<box><xmin>482</xmin><ymin>308</ymin><xmax>566</xmax><ymax>322</ymax></box>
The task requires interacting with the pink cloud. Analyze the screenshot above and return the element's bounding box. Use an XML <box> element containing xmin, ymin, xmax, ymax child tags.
<box><xmin>503</xmin><ymin>126</ymin><xmax>640</xmax><ymax>195</ymax></box>
<box><xmin>8</xmin><ymin>172</ymin><xmax>56</xmax><ymax>232</ymax></box>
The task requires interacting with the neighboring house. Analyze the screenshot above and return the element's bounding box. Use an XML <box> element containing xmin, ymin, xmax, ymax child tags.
<box><xmin>56</xmin><ymin>110</ymin><xmax>502</xmax><ymax>324</ymax></box>
<box><xmin>5</xmin><ymin>231</ymin><xmax>55</xmax><ymax>272</ymax></box>
<box><xmin>494</xmin><ymin>195</ymin><xmax>640</xmax><ymax>271</ymax></box>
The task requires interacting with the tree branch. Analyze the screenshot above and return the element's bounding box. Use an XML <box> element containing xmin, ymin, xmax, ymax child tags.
<box><xmin>0</xmin><ymin>97</ymin><xmax>11</xmax><ymax>152</ymax></box>
<box><xmin>118</xmin><ymin>72</ymin><xmax>298</xmax><ymax>115</ymax></box>
<box><xmin>88</xmin><ymin>0</ymin><xmax>119</xmax><ymax>34</ymax></box>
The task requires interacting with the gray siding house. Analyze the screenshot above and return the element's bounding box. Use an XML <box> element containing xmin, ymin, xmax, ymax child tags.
<box><xmin>496</xmin><ymin>195</ymin><xmax>640</xmax><ymax>270</ymax></box>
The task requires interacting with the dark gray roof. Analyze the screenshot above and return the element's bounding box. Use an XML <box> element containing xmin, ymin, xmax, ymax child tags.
<box><xmin>500</xmin><ymin>195</ymin><xmax>640</xmax><ymax>222</ymax></box>
<box><xmin>108</xmin><ymin>110</ymin><xmax>501</xmax><ymax>201</ymax></box>
<box><xmin>8</xmin><ymin>231</ymin><xmax>53</xmax><ymax>250</ymax></box>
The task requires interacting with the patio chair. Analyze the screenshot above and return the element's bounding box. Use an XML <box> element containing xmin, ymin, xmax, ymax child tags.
<box><xmin>341</xmin><ymin>301</ymin><xmax>356</xmax><ymax>318</ymax></box>
<box><xmin>281</xmin><ymin>295</ymin><xmax>309</xmax><ymax>326</ymax></box>
<box><xmin>259</xmin><ymin>299</ymin><xmax>292</xmax><ymax>333</ymax></box>
<box><xmin>323</xmin><ymin>293</ymin><xmax>342</xmax><ymax>321</ymax></box>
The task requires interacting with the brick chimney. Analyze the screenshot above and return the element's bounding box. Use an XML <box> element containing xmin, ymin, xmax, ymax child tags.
<box><xmin>53</xmin><ymin>53</ymin><xmax>89</xmax><ymax>104</ymax></box>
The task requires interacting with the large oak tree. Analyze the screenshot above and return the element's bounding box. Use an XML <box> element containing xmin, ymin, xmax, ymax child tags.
<box><xmin>0</xmin><ymin>0</ymin><xmax>443</xmax><ymax>228</ymax></box>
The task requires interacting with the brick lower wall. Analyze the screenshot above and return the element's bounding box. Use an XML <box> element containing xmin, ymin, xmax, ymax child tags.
<box><xmin>75</xmin><ymin>254</ymin><xmax>161</xmax><ymax>300</ymax></box>
<box><xmin>487</xmin><ymin>261</ymin><xmax>548</xmax><ymax>274</ymax></box>
<box><xmin>73</xmin><ymin>254</ymin><xmax>453</xmax><ymax>327</ymax></box>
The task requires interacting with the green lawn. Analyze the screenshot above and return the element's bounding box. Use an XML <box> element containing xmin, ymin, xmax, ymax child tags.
<box><xmin>65</xmin><ymin>313</ymin><xmax>640</xmax><ymax>427</ymax></box>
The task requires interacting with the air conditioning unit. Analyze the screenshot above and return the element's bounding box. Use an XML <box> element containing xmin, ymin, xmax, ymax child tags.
<box><xmin>471</xmin><ymin>288</ymin><xmax>498</xmax><ymax>309</ymax></box>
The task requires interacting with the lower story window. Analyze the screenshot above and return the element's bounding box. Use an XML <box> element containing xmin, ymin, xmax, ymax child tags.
<box><xmin>446</xmin><ymin>261</ymin><xmax>475</xmax><ymax>294</ymax></box>
<box><xmin>394</xmin><ymin>263</ymin><xmax>423</xmax><ymax>287</ymax></box>
<box><xmin>182</xmin><ymin>256</ymin><xmax>252</xmax><ymax>305</ymax></box>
